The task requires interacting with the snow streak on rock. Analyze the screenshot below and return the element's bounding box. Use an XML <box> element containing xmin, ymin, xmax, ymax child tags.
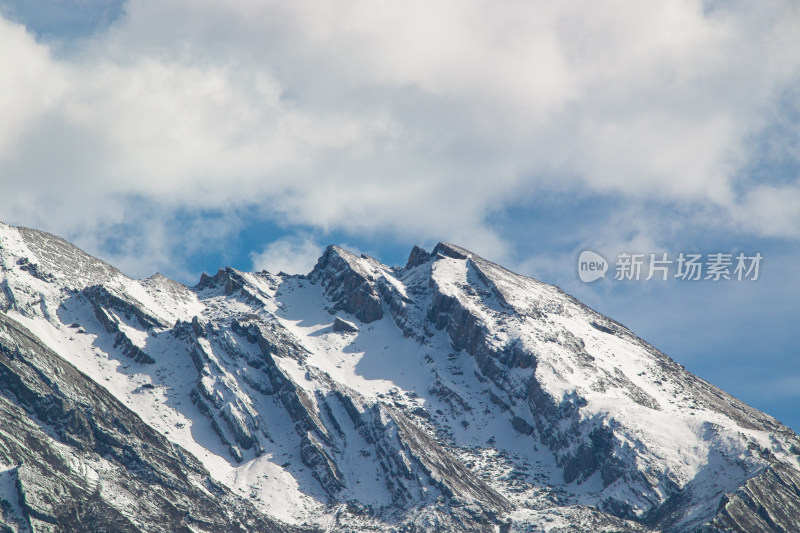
<box><xmin>0</xmin><ymin>222</ymin><xmax>798</xmax><ymax>532</ymax></box>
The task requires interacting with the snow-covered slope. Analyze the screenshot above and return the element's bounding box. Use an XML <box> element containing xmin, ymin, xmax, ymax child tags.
<box><xmin>0</xmin><ymin>222</ymin><xmax>798</xmax><ymax>532</ymax></box>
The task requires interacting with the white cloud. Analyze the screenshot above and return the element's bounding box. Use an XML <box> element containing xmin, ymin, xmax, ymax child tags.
<box><xmin>736</xmin><ymin>184</ymin><xmax>800</xmax><ymax>238</ymax></box>
<box><xmin>250</xmin><ymin>236</ymin><xmax>323</xmax><ymax>275</ymax></box>
<box><xmin>0</xmin><ymin>0</ymin><xmax>799</xmax><ymax>274</ymax></box>
<box><xmin>0</xmin><ymin>16</ymin><xmax>67</xmax><ymax>153</ymax></box>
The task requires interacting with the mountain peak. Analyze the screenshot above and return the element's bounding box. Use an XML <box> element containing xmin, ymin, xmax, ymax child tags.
<box><xmin>0</xmin><ymin>227</ymin><xmax>798</xmax><ymax>531</ymax></box>
<box><xmin>432</xmin><ymin>241</ymin><xmax>473</xmax><ymax>260</ymax></box>
<box><xmin>405</xmin><ymin>245</ymin><xmax>432</xmax><ymax>268</ymax></box>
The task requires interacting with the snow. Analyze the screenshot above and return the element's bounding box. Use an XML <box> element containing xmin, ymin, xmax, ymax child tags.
<box><xmin>2</xmin><ymin>225</ymin><xmax>799</xmax><ymax>530</ymax></box>
<box><xmin>0</xmin><ymin>465</ymin><xmax>28</xmax><ymax>533</ymax></box>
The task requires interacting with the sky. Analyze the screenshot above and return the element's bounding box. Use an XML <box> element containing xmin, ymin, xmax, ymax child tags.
<box><xmin>0</xmin><ymin>0</ymin><xmax>798</xmax><ymax>430</ymax></box>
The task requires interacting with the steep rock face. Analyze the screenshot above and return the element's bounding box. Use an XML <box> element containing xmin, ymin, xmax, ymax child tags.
<box><xmin>406</xmin><ymin>245</ymin><xmax>432</xmax><ymax>269</ymax></box>
<box><xmin>81</xmin><ymin>285</ymin><xmax>161</xmax><ymax>365</ymax></box>
<box><xmin>0</xmin><ymin>312</ymin><xmax>296</xmax><ymax>533</ymax></box>
<box><xmin>15</xmin><ymin>226</ymin><xmax>122</xmax><ymax>289</ymax></box>
<box><xmin>706</xmin><ymin>464</ymin><xmax>800</xmax><ymax>532</ymax></box>
<box><xmin>0</xmin><ymin>222</ymin><xmax>799</xmax><ymax>532</ymax></box>
<box><xmin>304</xmin><ymin>241</ymin><xmax>800</xmax><ymax>531</ymax></box>
<box><xmin>332</xmin><ymin>317</ymin><xmax>358</xmax><ymax>333</ymax></box>
<box><xmin>415</xmin><ymin>245</ymin><xmax>800</xmax><ymax>530</ymax></box>
<box><xmin>309</xmin><ymin>246</ymin><xmax>383</xmax><ymax>323</ymax></box>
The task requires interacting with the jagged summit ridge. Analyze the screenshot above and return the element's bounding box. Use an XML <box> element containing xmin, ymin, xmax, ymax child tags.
<box><xmin>0</xmin><ymin>222</ymin><xmax>798</xmax><ymax>532</ymax></box>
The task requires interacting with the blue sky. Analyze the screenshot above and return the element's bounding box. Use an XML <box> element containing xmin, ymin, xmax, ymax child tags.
<box><xmin>0</xmin><ymin>0</ymin><xmax>798</xmax><ymax>431</ymax></box>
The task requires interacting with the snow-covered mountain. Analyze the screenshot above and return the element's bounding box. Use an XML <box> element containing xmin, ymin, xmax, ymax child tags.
<box><xmin>0</xmin><ymin>221</ymin><xmax>798</xmax><ymax>532</ymax></box>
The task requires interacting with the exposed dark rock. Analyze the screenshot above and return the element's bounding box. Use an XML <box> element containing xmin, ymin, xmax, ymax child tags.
<box><xmin>590</xmin><ymin>320</ymin><xmax>617</xmax><ymax>335</ymax></box>
<box><xmin>0</xmin><ymin>313</ymin><xmax>297</xmax><ymax>532</ymax></box>
<box><xmin>196</xmin><ymin>267</ymin><xmax>248</xmax><ymax>296</ymax></box>
<box><xmin>406</xmin><ymin>245</ymin><xmax>432</xmax><ymax>268</ymax></box>
<box><xmin>77</xmin><ymin>285</ymin><xmax>166</xmax><ymax>364</ymax></box>
<box><xmin>697</xmin><ymin>464</ymin><xmax>800</xmax><ymax>532</ymax></box>
<box><xmin>17</xmin><ymin>226</ymin><xmax>123</xmax><ymax>288</ymax></box>
<box><xmin>432</xmin><ymin>242</ymin><xmax>471</xmax><ymax>260</ymax></box>
<box><xmin>300</xmin><ymin>431</ymin><xmax>344</xmax><ymax>494</ymax></box>
<box><xmin>82</xmin><ymin>285</ymin><xmax>166</xmax><ymax>330</ymax></box>
<box><xmin>3</xmin><ymin>226</ymin><xmax>800</xmax><ymax>533</ymax></box>
<box><xmin>191</xmin><ymin>315</ymin><xmax>207</xmax><ymax>338</ymax></box>
<box><xmin>309</xmin><ymin>246</ymin><xmax>383</xmax><ymax>323</ymax></box>
<box><xmin>84</xmin><ymin>297</ymin><xmax>156</xmax><ymax>364</ymax></box>
<box><xmin>16</xmin><ymin>257</ymin><xmax>55</xmax><ymax>283</ymax></box>
<box><xmin>333</xmin><ymin>316</ymin><xmax>359</xmax><ymax>333</ymax></box>
<box><xmin>391</xmin><ymin>410</ymin><xmax>510</xmax><ymax>514</ymax></box>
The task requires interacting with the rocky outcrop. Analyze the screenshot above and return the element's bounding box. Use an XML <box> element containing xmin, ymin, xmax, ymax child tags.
<box><xmin>16</xmin><ymin>226</ymin><xmax>123</xmax><ymax>289</ymax></box>
<box><xmin>391</xmin><ymin>410</ymin><xmax>509</xmax><ymax>514</ymax></box>
<box><xmin>197</xmin><ymin>267</ymin><xmax>247</xmax><ymax>296</ymax></box>
<box><xmin>696</xmin><ymin>464</ymin><xmax>800</xmax><ymax>532</ymax></box>
<box><xmin>81</xmin><ymin>286</ymin><xmax>159</xmax><ymax>364</ymax></box>
<box><xmin>333</xmin><ymin>316</ymin><xmax>359</xmax><ymax>333</ymax></box>
<box><xmin>0</xmin><ymin>313</ymin><xmax>297</xmax><ymax>533</ymax></box>
<box><xmin>406</xmin><ymin>245</ymin><xmax>432</xmax><ymax>268</ymax></box>
<box><xmin>16</xmin><ymin>257</ymin><xmax>55</xmax><ymax>283</ymax></box>
<box><xmin>3</xmin><ymin>224</ymin><xmax>800</xmax><ymax>532</ymax></box>
<box><xmin>432</xmin><ymin>242</ymin><xmax>471</xmax><ymax>261</ymax></box>
<box><xmin>309</xmin><ymin>246</ymin><xmax>383</xmax><ymax>323</ymax></box>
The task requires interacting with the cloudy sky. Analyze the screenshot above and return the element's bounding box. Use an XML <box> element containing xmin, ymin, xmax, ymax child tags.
<box><xmin>1</xmin><ymin>0</ymin><xmax>798</xmax><ymax>429</ymax></box>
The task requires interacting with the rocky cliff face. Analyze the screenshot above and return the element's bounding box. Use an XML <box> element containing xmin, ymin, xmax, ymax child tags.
<box><xmin>0</xmin><ymin>221</ymin><xmax>798</xmax><ymax>532</ymax></box>
<box><xmin>0</xmin><ymin>305</ymin><xmax>297</xmax><ymax>533</ymax></box>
